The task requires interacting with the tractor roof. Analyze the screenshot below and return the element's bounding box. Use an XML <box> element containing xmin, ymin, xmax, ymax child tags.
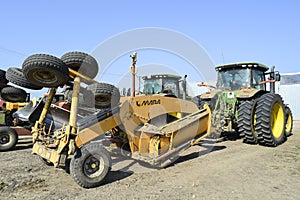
<box><xmin>142</xmin><ymin>74</ymin><xmax>182</xmax><ymax>80</ymax></box>
<box><xmin>215</xmin><ymin>62</ymin><xmax>269</xmax><ymax>72</ymax></box>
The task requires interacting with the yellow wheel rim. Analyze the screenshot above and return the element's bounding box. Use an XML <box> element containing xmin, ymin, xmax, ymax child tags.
<box><xmin>286</xmin><ymin>113</ymin><xmax>292</xmax><ymax>133</ymax></box>
<box><xmin>253</xmin><ymin>109</ymin><xmax>258</xmax><ymax>138</ymax></box>
<box><xmin>271</xmin><ymin>102</ymin><xmax>284</xmax><ymax>138</ymax></box>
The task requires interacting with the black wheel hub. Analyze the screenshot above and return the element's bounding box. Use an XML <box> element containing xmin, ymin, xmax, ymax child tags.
<box><xmin>0</xmin><ymin>135</ymin><xmax>9</xmax><ymax>144</ymax></box>
<box><xmin>84</xmin><ymin>156</ymin><xmax>101</xmax><ymax>177</ymax></box>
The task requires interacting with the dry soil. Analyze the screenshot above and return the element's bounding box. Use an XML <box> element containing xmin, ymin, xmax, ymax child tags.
<box><xmin>0</xmin><ymin>122</ymin><xmax>299</xmax><ymax>200</ymax></box>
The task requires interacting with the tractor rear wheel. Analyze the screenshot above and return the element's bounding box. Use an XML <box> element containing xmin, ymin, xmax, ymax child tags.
<box><xmin>6</xmin><ymin>67</ymin><xmax>43</xmax><ymax>90</ymax></box>
<box><xmin>191</xmin><ymin>95</ymin><xmax>212</xmax><ymax>109</ymax></box>
<box><xmin>285</xmin><ymin>106</ymin><xmax>293</xmax><ymax>136</ymax></box>
<box><xmin>70</xmin><ymin>142</ymin><xmax>111</xmax><ymax>188</ymax></box>
<box><xmin>61</xmin><ymin>51</ymin><xmax>98</xmax><ymax>79</ymax></box>
<box><xmin>0</xmin><ymin>86</ymin><xmax>27</xmax><ymax>102</ymax></box>
<box><xmin>22</xmin><ymin>54</ymin><xmax>69</xmax><ymax>88</ymax></box>
<box><xmin>237</xmin><ymin>100</ymin><xmax>258</xmax><ymax>144</ymax></box>
<box><xmin>0</xmin><ymin>126</ymin><xmax>18</xmax><ymax>151</ymax></box>
<box><xmin>256</xmin><ymin>93</ymin><xmax>286</xmax><ymax>146</ymax></box>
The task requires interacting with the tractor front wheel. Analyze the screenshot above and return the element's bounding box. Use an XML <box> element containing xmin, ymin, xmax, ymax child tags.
<box><xmin>256</xmin><ymin>93</ymin><xmax>286</xmax><ymax>146</ymax></box>
<box><xmin>285</xmin><ymin>106</ymin><xmax>293</xmax><ymax>136</ymax></box>
<box><xmin>70</xmin><ymin>142</ymin><xmax>112</xmax><ymax>188</ymax></box>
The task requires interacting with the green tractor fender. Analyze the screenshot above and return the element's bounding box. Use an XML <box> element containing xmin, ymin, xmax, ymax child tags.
<box><xmin>200</xmin><ymin>89</ymin><xmax>222</xmax><ymax>100</ymax></box>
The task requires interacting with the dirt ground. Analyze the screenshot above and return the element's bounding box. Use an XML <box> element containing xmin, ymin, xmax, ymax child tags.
<box><xmin>0</xmin><ymin>122</ymin><xmax>299</xmax><ymax>200</ymax></box>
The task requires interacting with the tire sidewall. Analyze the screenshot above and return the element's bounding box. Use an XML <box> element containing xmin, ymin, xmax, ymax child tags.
<box><xmin>256</xmin><ymin>93</ymin><xmax>286</xmax><ymax>146</ymax></box>
<box><xmin>0</xmin><ymin>127</ymin><xmax>18</xmax><ymax>151</ymax></box>
<box><xmin>6</xmin><ymin>67</ymin><xmax>43</xmax><ymax>90</ymax></box>
<box><xmin>0</xmin><ymin>86</ymin><xmax>27</xmax><ymax>102</ymax></box>
<box><xmin>270</xmin><ymin>94</ymin><xmax>286</xmax><ymax>143</ymax></box>
<box><xmin>285</xmin><ymin>106</ymin><xmax>293</xmax><ymax>136</ymax></box>
<box><xmin>70</xmin><ymin>143</ymin><xmax>111</xmax><ymax>188</ymax></box>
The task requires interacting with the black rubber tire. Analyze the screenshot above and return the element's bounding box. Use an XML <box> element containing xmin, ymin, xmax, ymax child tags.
<box><xmin>22</xmin><ymin>54</ymin><xmax>69</xmax><ymax>88</ymax></box>
<box><xmin>237</xmin><ymin>100</ymin><xmax>258</xmax><ymax>144</ymax></box>
<box><xmin>61</xmin><ymin>51</ymin><xmax>98</xmax><ymax>79</ymax></box>
<box><xmin>86</xmin><ymin>83</ymin><xmax>120</xmax><ymax>109</ymax></box>
<box><xmin>191</xmin><ymin>95</ymin><xmax>212</xmax><ymax>109</ymax></box>
<box><xmin>192</xmin><ymin>95</ymin><xmax>201</xmax><ymax>107</ymax></box>
<box><xmin>6</xmin><ymin>67</ymin><xmax>43</xmax><ymax>90</ymax></box>
<box><xmin>0</xmin><ymin>126</ymin><xmax>18</xmax><ymax>151</ymax></box>
<box><xmin>70</xmin><ymin>142</ymin><xmax>111</xmax><ymax>188</ymax></box>
<box><xmin>285</xmin><ymin>106</ymin><xmax>293</xmax><ymax>136</ymax></box>
<box><xmin>0</xmin><ymin>69</ymin><xmax>8</xmax><ymax>84</ymax></box>
<box><xmin>255</xmin><ymin>93</ymin><xmax>286</xmax><ymax>146</ymax></box>
<box><xmin>0</xmin><ymin>86</ymin><xmax>27</xmax><ymax>102</ymax></box>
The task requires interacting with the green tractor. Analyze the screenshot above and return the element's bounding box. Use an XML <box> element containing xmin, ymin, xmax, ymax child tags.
<box><xmin>193</xmin><ymin>62</ymin><xmax>293</xmax><ymax>146</ymax></box>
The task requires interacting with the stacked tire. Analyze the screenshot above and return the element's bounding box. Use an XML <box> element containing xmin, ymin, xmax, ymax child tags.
<box><xmin>20</xmin><ymin>52</ymin><xmax>117</xmax><ymax>188</ymax></box>
<box><xmin>0</xmin><ymin>68</ymin><xmax>29</xmax><ymax>103</ymax></box>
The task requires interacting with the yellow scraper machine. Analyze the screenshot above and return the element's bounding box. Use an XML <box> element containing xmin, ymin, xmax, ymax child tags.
<box><xmin>20</xmin><ymin>51</ymin><xmax>211</xmax><ymax>188</ymax></box>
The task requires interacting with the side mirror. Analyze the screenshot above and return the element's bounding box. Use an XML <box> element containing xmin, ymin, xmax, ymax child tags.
<box><xmin>275</xmin><ymin>72</ymin><xmax>281</xmax><ymax>81</ymax></box>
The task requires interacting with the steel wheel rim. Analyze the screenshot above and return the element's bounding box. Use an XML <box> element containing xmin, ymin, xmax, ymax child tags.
<box><xmin>33</xmin><ymin>70</ymin><xmax>58</xmax><ymax>84</ymax></box>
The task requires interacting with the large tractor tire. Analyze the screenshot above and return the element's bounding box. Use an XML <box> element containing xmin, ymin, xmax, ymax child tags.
<box><xmin>0</xmin><ymin>126</ymin><xmax>18</xmax><ymax>151</ymax></box>
<box><xmin>61</xmin><ymin>51</ymin><xmax>98</xmax><ymax>79</ymax></box>
<box><xmin>22</xmin><ymin>54</ymin><xmax>69</xmax><ymax>88</ymax></box>
<box><xmin>237</xmin><ymin>100</ymin><xmax>258</xmax><ymax>144</ymax></box>
<box><xmin>6</xmin><ymin>67</ymin><xmax>43</xmax><ymax>90</ymax></box>
<box><xmin>0</xmin><ymin>86</ymin><xmax>27</xmax><ymax>102</ymax></box>
<box><xmin>86</xmin><ymin>83</ymin><xmax>120</xmax><ymax>109</ymax></box>
<box><xmin>285</xmin><ymin>106</ymin><xmax>293</xmax><ymax>136</ymax></box>
<box><xmin>70</xmin><ymin>142</ymin><xmax>112</xmax><ymax>188</ymax></box>
<box><xmin>0</xmin><ymin>69</ymin><xmax>8</xmax><ymax>84</ymax></box>
<box><xmin>255</xmin><ymin>93</ymin><xmax>286</xmax><ymax>146</ymax></box>
<box><xmin>191</xmin><ymin>95</ymin><xmax>213</xmax><ymax>110</ymax></box>
<box><xmin>192</xmin><ymin>95</ymin><xmax>204</xmax><ymax>108</ymax></box>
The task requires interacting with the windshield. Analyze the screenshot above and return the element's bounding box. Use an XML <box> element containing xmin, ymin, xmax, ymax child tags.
<box><xmin>143</xmin><ymin>78</ymin><xmax>179</xmax><ymax>96</ymax></box>
<box><xmin>143</xmin><ymin>79</ymin><xmax>163</xmax><ymax>95</ymax></box>
<box><xmin>217</xmin><ymin>68</ymin><xmax>251</xmax><ymax>90</ymax></box>
<box><xmin>252</xmin><ymin>69</ymin><xmax>265</xmax><ymax>90</ymax></box>
<box><xmin>162</xmin><ymin>79</ymin><xmax>179</xmax><ymax>96</ymax></box>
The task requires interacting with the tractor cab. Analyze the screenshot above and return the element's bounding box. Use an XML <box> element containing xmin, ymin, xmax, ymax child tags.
<box><xmin>142</xmin><ymin>74</ymin><xmax>182</xmax><ymax>97</ymax></box>
<box><xmin>215</xmin><ymin>62</ymin><xmax>271</xmax><ymax>91</ymax></box>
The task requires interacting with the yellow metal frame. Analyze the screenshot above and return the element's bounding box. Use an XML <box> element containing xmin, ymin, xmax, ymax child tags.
<box><xmin>32</xmin><ymin>68</ymin><xmax>213</xmax><ymax>168</ymax></box>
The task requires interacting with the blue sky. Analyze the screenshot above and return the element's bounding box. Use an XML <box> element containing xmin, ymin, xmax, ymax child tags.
<box><xmin>0</xmin><ymin>0</ymin><xmax>299</xmax><ymax>96</ymax></box>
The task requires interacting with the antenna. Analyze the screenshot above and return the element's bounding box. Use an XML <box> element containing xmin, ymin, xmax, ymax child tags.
<box><xmin>222</xmin><ymin>52</ymin><xmax>225</xmax><ymax>63</ymax></box>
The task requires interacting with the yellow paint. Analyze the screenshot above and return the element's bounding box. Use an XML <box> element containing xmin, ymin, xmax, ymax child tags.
<box><xmin>271</xmin><ymin>102</ymin><xmax>284</xmax><ymax>139</ymax></box>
